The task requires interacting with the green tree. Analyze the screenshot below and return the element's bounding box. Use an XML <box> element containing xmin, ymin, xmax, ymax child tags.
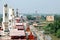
<box><xmin>44</xmin><ymin>15</ymin><xmax>60</xmax><ymax>37</ymax></box>
<box><xmin>27</xmin><ymin>15</ymin><xmax>36</xmax><ymax>20</ymax></box>
<box><xmin>56</xmin><ymin>29</ymin><xmax>60</xmax><ymax>38</ymax></box>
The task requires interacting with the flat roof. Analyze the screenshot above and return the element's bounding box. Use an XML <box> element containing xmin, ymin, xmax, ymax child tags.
<box><xmin>10</xmin><ymin>29</ymin><xmax>25</xmax><ymax>36</ymax></box>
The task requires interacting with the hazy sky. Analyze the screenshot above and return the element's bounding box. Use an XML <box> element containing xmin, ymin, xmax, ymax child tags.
<box><xmin>0</xmin><ymin>0</ymin><xmax>60</xmax><ymax>14</ymax></box>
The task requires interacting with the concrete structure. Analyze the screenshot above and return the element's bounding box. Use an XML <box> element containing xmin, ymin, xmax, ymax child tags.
<box><xmin>46</xmin><ymin>16</ymin><xmax>54</xmax><ymax>22</ymax></box>
<box><xmin>2</xmin><ymin>4</ymin><xmax>9</xmax><ymax>32</ymax></box>
<box><xmin>9</xmin><ymin>8</ymin><xmax>14</xmax><ymax>20</ymax></box>
<box><xmin>8</xmin><ymin>8</ymin><xmax>15</xmax><ymax>30</ymax></box>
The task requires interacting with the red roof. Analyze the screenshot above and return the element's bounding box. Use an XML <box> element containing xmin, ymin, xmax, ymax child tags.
<box><xmin>26</xmin><ymin>27</ymin><xmax>30</xmax><ymax>32</ymax></box>
<box><xmin>28</xmin><ymin>32</ymin><xmax>35</xmax><ymax>39</ymax></box>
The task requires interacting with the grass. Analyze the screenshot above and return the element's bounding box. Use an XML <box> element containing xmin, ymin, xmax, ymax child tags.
<box><xmin>49</xmin><ymin>34</ymin><xmax>60</xmax><ymax>40</ymax></box>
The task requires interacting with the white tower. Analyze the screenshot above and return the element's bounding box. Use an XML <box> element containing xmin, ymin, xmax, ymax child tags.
<box><xmin>2</xmin><ymin>4</ymin><xmax>9</xmax><ymax>32</ymax></box>
<box><xmin>9</xmin><ymin>8</ymin><xmax>15</xmax><ymax>30</ymax></box>
<box><xmin>9</xmin><ymin>8</ymin><xmax>15</xmax><ymax>20</ymax></box>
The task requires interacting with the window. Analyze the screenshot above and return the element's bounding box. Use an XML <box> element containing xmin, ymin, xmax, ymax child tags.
<box><xmin>5</xmin><ymin>13</ymin><xmax>7</xmax><ymax>16</ymax></box>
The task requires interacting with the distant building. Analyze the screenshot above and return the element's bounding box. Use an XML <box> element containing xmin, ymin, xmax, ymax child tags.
<box><xmin>46</xmin><ymin>16</ymin><xmax>54</xmax><ymax>22</ymax></box>
<box><xmin>35</xmin><ymin>16</ymin><xmax>41</xmax><ymax>23</ymax></box>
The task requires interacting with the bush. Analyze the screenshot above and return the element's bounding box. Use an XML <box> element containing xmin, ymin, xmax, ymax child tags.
<box><xmin>56</xmin><ymin>29</ymin><xmax>60</xmax><ymax>38</ymax></box>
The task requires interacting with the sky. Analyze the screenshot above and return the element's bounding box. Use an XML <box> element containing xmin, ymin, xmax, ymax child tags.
<box><xmin>0</xmin><ymin>0</ymin><xmax>60</xmax><ymax>14</ymax></box>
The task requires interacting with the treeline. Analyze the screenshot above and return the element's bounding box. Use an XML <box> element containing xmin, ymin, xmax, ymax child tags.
<box><xmin>27</xmin><ymin>15</ymin><xmax>46</xmax><ymax>20</ymax></box>
<box><xmin>0</xmin><ymin>17</ymin><xmax>2</xmax><ymax>23</ymax></box>
<box><xmin>44</xmin><ymin>15</ymin><xmax>60</xmax><ymax>38</ymax></box>
<box><xmin>27</xmin><ymin>15</ymin><xmax>36</xmax><ymax>20</ymax></box>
